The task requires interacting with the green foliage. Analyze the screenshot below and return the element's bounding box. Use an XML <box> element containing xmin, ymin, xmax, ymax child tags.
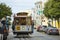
<box><xmin>0</xmin><ymin>3</ymin><xmax>12</xmax><ymax>19</ymax></box>
<box><xmin>44</xmin><ymin>0</ymin><xmax>60</xmax><ymax>19</ymax></box>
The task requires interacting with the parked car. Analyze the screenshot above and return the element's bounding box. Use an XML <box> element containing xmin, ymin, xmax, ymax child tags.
<box><xmin>45</xmin><ymin>27</ymin><xmax>59</xmax><ymax>35</ymax></box>
<box><xmin>37</xmin><ymin>25</ymin><xmax>45</xmax><ymax>32</ymax></box>
<box><xmin>44</xmin><ymin>27</ymin><xmax>50</xmax><ymax>33</ymax></box>
<box><xmin>42</xmin><ymin>25</ymin><xmax>47</xmax><ymax>32</ymax></box>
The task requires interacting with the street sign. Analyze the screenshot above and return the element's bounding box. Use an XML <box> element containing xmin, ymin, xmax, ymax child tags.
<box><xmin>37</xmin><ymin>10</ymin><xmax>43</xmax><ymax>15</ymax></box>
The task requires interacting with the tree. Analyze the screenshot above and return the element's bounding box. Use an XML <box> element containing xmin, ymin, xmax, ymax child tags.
<box><xmin>44</xmin><ymin>0</ymin><xmax>60</xmax><ymax>27</ymax></box>
<box><xmin>44</xmin><ymin>0</ymin><xmax>60</xmax><ymax>19</ymax></box>
<box><xmin>0</xmin><ymin>3</ymin><xmax>12</xmax><ymax>19</ymax></box>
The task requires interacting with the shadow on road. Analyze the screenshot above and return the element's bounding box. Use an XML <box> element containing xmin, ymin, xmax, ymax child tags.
<box><xmin>14</xmin><ymin>35</ymin><xmax>32</xmax><ymax>38</ymax></box>
<box><xmin>14</xmin><ymin>35</ymin><xmax>33</xmax><ymax>40</ymax></box>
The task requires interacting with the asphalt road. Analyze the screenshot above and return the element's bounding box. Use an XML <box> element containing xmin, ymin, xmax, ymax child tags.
<box><xmin>0</xmin><ymin>29</ymin><xmax>60</xmax><ymax>40</ymax></box>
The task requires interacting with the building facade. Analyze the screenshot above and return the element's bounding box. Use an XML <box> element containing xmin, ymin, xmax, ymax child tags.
<box><xmin>35</xmin><ymin>1</ymin><xmax>43</xmax><ymax>26</ymax></box>
<box><xmin>32</xmin><ymin>1</ymin><xmax>48</xmax><ymax>28</ymax></box>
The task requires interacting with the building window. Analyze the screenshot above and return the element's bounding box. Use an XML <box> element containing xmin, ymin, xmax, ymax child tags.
<box><xmin>41</xmin><ymin>16</ymin><xmax>44</xmax><ymax>19</ymax></box>
<box><xmin>37</xmin><ymin>6</ymin><xmax>38</xmax><ymax>9</ymax></box>
<box><xmin>42</xmin><ymin>20</ymin><xmax>45</xmax><ymax>22</ymax></box>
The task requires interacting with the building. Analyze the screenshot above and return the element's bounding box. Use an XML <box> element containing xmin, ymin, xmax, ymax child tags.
<box><xmin>32</xmin><ymin>1</ymin><xmax>48</xmax><ymax>28</ymax></box>
<box><xmin>35</xmin><ymin>1</ymin><xmax>43</xmax><ymax>26</ymax></box>
<box><xmin>41</xmin><ymin>14</ymin><xmax>48</xmax><ymax>26</ymax></box>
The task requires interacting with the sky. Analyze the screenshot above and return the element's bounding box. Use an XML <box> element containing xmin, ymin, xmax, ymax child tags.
<box><xmin>0</xmin><ymin>0</ymin><xmax>46</xmax><ymax>13</ymax></box>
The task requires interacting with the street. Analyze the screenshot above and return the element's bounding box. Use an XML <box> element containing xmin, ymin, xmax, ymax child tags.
<box><xmin>0</xmin><ymin>29</ymin><xmax>60</xmax><ymax>40</ymax></box>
